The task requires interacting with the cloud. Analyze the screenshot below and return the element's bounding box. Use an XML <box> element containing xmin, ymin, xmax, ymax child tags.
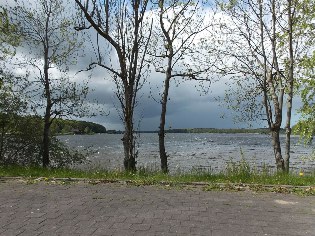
<box><xmin>1</xmin><ymin>0</ymin><xmax>303</xmax><ymax>131</ymax></box>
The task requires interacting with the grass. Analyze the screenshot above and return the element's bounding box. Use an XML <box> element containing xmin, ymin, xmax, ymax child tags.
<box><xmin>0</xmin><ymin>162</ymin><xmax>314</xmax><ymax>187</ymax></box>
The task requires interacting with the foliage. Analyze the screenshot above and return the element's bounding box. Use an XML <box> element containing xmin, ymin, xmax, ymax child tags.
<box><xmin>8</xmin><ymin>0</ymin><xmax>91</xmax><ymax>167</ymax></box>
<box><xmin>51</xmin><ymin>118</ymin><xmax>106</xmax><ymax>135</ymax></box>
<box><xmin>0</xmin><ymin>114</ymin><xmax>88</xmax><ymax>167</ymax></box>
<box><xmin>212</xmin><ymin>0</ymin><xmax>310</xmax><ymax>172</ymax></box>
<box><xmin>296</xmin><ymin>10</ymin><xmax>315</xmax><ymax>141</ymax></box>
<box><xmin>0</xmin><ymin>6</ymin><xmax>20</xmax><ymax>58</ymax></box>
<box><xmin>0</xmin><ymin>72</ymin><xmax>87</xmax><ymax>167</ymax></box>
<box><xmin>13</xmin><ymin>0</ymin><xmax>82</xmax><ymax>68</ymax></box>
<box><xmin>292</xmin><ymin>120</ymin><xmax>315</xmax><ymax>142</ymax></box>
<box><xmin>0</xmin><ymin>72</ymin><xmax>28</xmax><ymax>164</ymax></box>
<box><xmin>10</xmin><ymin>0</ymin><xmax>89</xmax><ymax>119</ymax></box>
<box><xmin>48</xmin><ymin>137</ymin><xmax>87</xmax><ymax>168</ymax></box>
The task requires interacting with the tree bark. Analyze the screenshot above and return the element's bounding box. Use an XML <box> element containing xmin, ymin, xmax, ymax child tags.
<box><xmin>122</xmin><ymin>90</ymin><xmax>136</xmax><ymax>171</ymax></box>
<box><xmin>158</xmin><ymin>76</ymin><xmax>171</xmax><ymax>173</ymax></box>
<box><xmin>122</xmin><ymin>130</ymin><xmax>136</xmax><ymax>171</ymax></box>
<box><xmin>42</xmin><ymin>13</ymin><xmax>51</xmax><ymax>168</ymax></box>
<box><xmin>42</xmin><ymin>52</ymin><xmax>51</xmax><ymax>168</ymax></box>
<box><xmin>0</xmin><ymin>124</ymin><xmax>5</xmax><ymax>163</ymax></box>
<box><xmin>42</xmin><ymin>113</ymin><xmax>51</xmax><ymax>168</ymax></box>
<box><xmin>284</xmin><ymin>0</ymin><xmax>294</xmax><ymax>173</ymax></box>
<box><xmin>271</xmin><ymin>128</ymin><xmax>285</xmax><ymax>171</ymax></box>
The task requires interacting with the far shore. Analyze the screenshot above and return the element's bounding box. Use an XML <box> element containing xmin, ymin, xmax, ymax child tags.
<box><xmin>75</xmin><ymin>127</ymin><xmax>281</xmax><ymax>135</ymax></box>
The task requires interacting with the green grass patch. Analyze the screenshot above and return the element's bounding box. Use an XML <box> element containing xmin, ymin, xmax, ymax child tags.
<box><xmin>0</xmin><ymin>163</ymin><xmax>314</xmax><ymax>187</ymax></box>
<box><xmin>1</xmin><ymin>156</ymin><xmax>315</xmax><ymax>195</ymax></box>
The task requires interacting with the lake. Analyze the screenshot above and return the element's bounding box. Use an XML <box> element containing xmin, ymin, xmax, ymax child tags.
<box><xmin>58</xmin><ymin>133</ymin><xmax>315</xmax><ymax>173</ymax></box>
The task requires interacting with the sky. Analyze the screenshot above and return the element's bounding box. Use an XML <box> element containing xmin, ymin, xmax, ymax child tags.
<box><xmin>1</xmin><ymin>0</ymin><xmax>303</xmax><ymax>131</ymax></box>
<box><xmin>79</xmin><ymin>60</ymin><xmax>302</xmax><ymax>131</ymax></box>
<box><xmin>85</xmin><ymin>69</ymin><xmax>240</xmax><ymax>131</ymax></box>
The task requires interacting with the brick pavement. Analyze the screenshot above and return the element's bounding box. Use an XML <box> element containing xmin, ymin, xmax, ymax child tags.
<box><xmin>0</xmin><ymin>179</ymin><xmax>314</xmax><ymax>236</ymax></box>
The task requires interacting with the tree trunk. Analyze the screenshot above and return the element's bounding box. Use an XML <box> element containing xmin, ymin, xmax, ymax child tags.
<box><xmin>42</xmin><ymin>39</ymin><xmax>51</xmax><ymax>168</ymax></box>
<box><xmin>284</xmin><ymin>126</ymin><xmax>291</xmax><ymax>172</ymax></box>
<box><xmin>42</xmin><ymin>62</ymin><xmax>51</xmax><ymax>168</ymax></box>
<box><xmin>0</xmin><ymin>124</ymin><xmax>5</xmax><ymax>163</ymax></box>
<box><xmin>158</xmin><ymin>79</ymin><xmax>169</xmax><ymax>173</ymax></box>
<box><xmin>42</xmin><ymin>113</ymin><xmax>50</xmax><ymax>168</ymax></box>
<box><xmin>284</xmin><ymin>0</ymin><xmax>294</xmax><ymax>173</ymax></box>
<box><xmin>271</xmin><ymin>128</ymin><xmax>285</xmax><ymax>171</ymax></box>
<box><xmin>122</xmin><ymin>93</ymin><xmax>136</xmax><ymax>172</ymax></box>
<box><xmin>158</xmin><ymin>66</ymin><xmax>171</xmax><ymax>173</ymax></box>
<box><xmin>122</xmin><ymin>127</ymin><xmax>136</xmax><ymax>171</ymax></box>
<box><xmin>158</xmin><ymin>125</ymin><xmax>168</xmax><ymax>173</ymax></box>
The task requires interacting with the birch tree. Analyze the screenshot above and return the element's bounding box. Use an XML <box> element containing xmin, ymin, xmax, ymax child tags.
<box><xmin>214</xmin><ymin>0</ymin><xmax>307</xmax><ymax>172</ymax></box>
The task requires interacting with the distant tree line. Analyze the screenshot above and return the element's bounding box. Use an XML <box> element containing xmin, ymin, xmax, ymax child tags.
<box><xmin>165</xmin><ymin>128</ymin><xmax>273</xmax><ymax>134</ymax></box>
<box><xmin>52</xmin><ymin>119</ymin><xmax>106</xmax><ymax>135</ymax></box>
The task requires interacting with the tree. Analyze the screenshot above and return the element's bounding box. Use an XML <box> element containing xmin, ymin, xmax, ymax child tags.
<box><xmin>151</xmin><ymin>0</ymin><xmax>211</xmax><ymax>172</ymax></box>
<box><xmin>214</xmin><ymin>0</ymin><xmax>307</xmax><ymax>172</ymax></box>
<box><xmin>293</xmin><ymin>1</ymin><xmax>315</xmax><ymax>142</ymax></box>
<box><xmin>74</xmin><ymin>0</ymin><xmax>152</xmax><ymax>171</ymax></box>
<box><xmin>0</xmin><ymin>73</ymin><xmax>27</xmax><ymax>163</ymax></box>
<box><xmin>11</xmin><ymin>0</ymin><xmax>89</xmax><ymax>168</ymax></box>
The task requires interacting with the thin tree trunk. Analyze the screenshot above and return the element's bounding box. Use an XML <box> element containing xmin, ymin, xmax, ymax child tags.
<box><xmin>158</xmin><ymin>76</ymin><xmax>171</xmax><ymax>173</ymax></box>
<box><xmin>42</xmin><ymin>10</ymin><xmax>51</xmax><ymax>168</ymax></box>
<box><xmin>0</xmin><ymin>124</ymin><xmax>5</xmax><ymax>163</ymax></box>
<box><xmin>284</xmin><ymin>0</ymin><xmax>294</xmax><ymax>173</ymax></box>
<box><xmin>42</xmin><ymin>113</ymin><xmax>50</xmax><ymax>168</ymax></box>
<box><xmin>158</xmin><ymin>46</ymin><xmax>172</xmax><ymax>173</ymax></box>
<box><xmin>42</xmin><ymin>61</ymin><xmax>51</xmax><ymax>168</ymax></box>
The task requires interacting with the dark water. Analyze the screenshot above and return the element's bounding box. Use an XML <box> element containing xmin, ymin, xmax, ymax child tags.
<box><xmin>58</xmin><ymin>133</ymin><xmax>315</xmax><ymax>173</ymax></box>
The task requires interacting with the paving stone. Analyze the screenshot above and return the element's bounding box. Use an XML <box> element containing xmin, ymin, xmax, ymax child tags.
<box><xmin>0</xmin><ymin>180</ymin><xmax>314</xmax><ymax>236</ymax></box>
<box><xmin>130</xmin><ymin>223</ymin><xmax>151</xmax><ymax>231</ymax></box>
<box><xmin>0</xmin><ymin>228</ymin><xmax>25</xmax><ymax>236</ymax></box>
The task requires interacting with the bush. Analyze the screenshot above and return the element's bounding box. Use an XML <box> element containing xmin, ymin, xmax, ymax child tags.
<box><xmin>0</xmin><ymin>115</ymin><xmax>87</xmax><ymax>168</ymax></box>
<box><xmin>49</xmin><ymin>137</ymin><xmax>88</xmax><ymax>168</ymax></box>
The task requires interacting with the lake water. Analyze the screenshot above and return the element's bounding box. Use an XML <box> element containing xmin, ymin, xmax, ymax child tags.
<box><xmin>58</xmin><ymin>133</ymin><xmax>315</xmax><ymax>173</ymax></box>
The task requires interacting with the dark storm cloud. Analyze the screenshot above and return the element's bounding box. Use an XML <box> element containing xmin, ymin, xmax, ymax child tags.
<box><xmin>133</xmin><ymin>76</ymin><xmax>240</xmax><ymax>131</ymax></box>
<box><xmin>2</xmin><ymin>0</ymin><xmax>302</xmax><ymax>131</ymax></box>
<box><xmin>1</xmin><ymin>0</ymin><xmax>235</xmax><ymax>131</ymax></box>
<box><xmin>85</xmin><ymin>66</ymin><xmax>253</xmax><ymax>131</ymax></box>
